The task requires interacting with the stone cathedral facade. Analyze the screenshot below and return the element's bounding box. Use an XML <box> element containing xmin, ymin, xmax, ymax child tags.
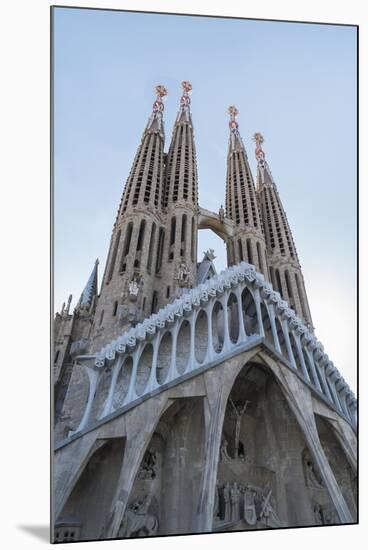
<box><xmin>53</xmin><ymin>82</ymin><xmax>357</xmax><ymax>543</ymax></box>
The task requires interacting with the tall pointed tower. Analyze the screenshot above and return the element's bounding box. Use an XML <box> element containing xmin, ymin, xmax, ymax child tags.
<box><xmin>225</xmin><ymin>106</ymin><xmax>268</xmax><ymax>278</ymax></box>
<box><xmin>91</xmin><ymin>85</ymin><xmax>168</xmax><ymax>351</ymax></box>
<box><xmin>254</xmin><ymin>133</ymin><xmax>313</xmax><ymax>327</ymax></box>
<box><xmin>159</xmin><ymin>81</ymin><xmax>199</xmax><ymax>301</ymax></box>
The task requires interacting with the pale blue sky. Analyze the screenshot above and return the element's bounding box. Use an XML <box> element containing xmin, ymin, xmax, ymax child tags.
<box><xmin>53</xmin><ymin>8</ymin><xmax>357</xmax><ymax>390</ymax></box>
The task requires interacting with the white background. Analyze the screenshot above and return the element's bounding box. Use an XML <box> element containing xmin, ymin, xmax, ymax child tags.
<box><xmin>0</xmin><ymin>0</ymin><xmax>365</xmax><ymax>548</ymax></box>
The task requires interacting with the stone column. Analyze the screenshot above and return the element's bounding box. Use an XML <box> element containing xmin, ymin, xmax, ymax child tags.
<box><xmin>73</xmin><ymin>365</ymin><xmax>100</xmax><ymax>434</ymax></box>
<box><xmin>196</xmin><ymin>381</ymin><xmax>229</xmax><ymax>532</ymax></box>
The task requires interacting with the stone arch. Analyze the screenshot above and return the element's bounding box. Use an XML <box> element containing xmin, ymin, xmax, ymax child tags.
<box><xmin>176</xmin><ymin>319</ymin><xmax>191</xmax><ymax>374</ymax></box>
<box><xmin>313</xmin><ymin>415</ymin><xmax>357</xmax><ymax>522</ymax></box>
<box><xmin>119</xmin><ymin>398</ymin><xmax>206</xmax><ymax>537</ymax></box>
<box><xmin>212</xmin><ymin>300</ymin><xmax>224</xmax><ymax>353</ymax></box>
<box><xmin>135</xmin><ymin>343</ymin><xmax>153</xmax><ymax>396</ymax></box>
<box><xmin>195</xmin><ymin>309</ymin><xmax>208</xmax><ymax>364</ymax></box>
<box><xmin>113</xmin><ymin>356</ymin><xmax>133</xmax><ymax>410</ymax></box>
<box><xmin>227</xmin><ymin>292</ymin><xmax>239</xmax><ymax>344</ymax></box>
<box><xmin>56</xmin><ymin>438</ymin><xmax>126</xmax><ymax>541</ymax></box>
<box><xmin>214</xmin><ymin>358</ymin><xmax>331</xmax><ymax>531</ymax></box>
<box><xmin>156</xmin><ymin>332</ymin><xmax>172</xmax><ymax>385</ymax></box>
<box><xmin>241</xmin><ymin>288</ymin><xmax>259</xmax><ymax>337</ymax></box>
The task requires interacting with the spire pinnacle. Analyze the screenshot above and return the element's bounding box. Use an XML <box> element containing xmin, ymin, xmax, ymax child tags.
<box><xmin>78</xmin><ymin>259</ymin><xmax>99</xmax><ymax>311</ymax></box>
<box><xmin>253</xmin><ymin>132</ymin><xmax>266</xmax><ymax>166</ymax></box>
<box><xmin>253</xmin><ymin>132</ymin><xmax>274</xmax><ymax>186</ymax></box>
<box><xmin>147</xmin><ymin>84</ymin><xmax>168</xmax><ymax>135</ymax></box>
<box><xmin>176</xmin><ymin>80</ymin><xmax>192</xmax><ymax>122</ymax></box>
<box><xmin>228</xmin><ymin>105</ymin><xmax>245</xmax><ymax>153</ymax></box>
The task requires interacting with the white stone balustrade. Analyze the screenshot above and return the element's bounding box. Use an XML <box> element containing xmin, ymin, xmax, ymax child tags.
<box><xmin>71</xmin><ymin>262</ymin><xmax>357</xmax><ymax>436</ymax></box>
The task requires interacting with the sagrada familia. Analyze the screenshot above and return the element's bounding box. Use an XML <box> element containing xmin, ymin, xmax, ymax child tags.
<box><xmin>53</xmin><ymin>81</ymin><xmax>357</xmax><ymax>543</ymax></box>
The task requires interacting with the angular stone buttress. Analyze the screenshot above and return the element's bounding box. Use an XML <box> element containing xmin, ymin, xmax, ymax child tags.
<box><xmin>53</xmin><ymin>83</ymin><xmax>357</xmax><ymax>543</ymax></box>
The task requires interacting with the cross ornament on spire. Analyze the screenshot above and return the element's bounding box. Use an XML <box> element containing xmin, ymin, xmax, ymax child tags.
<box><xmin>180</xmin><ymin>80</ymin><xmax>192</xmax><ymax>108</ymax></box>
<box><xmin>228</xmin><ymin>105</ymin><xmax>239</xmax><ymax>130</ymax></box>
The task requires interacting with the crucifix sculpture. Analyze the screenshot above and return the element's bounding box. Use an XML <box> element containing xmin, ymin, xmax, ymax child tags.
<box><xmin>229</xmin><ymin>398</ymin><xmax>251</xmax><ymax>459</ymax></box>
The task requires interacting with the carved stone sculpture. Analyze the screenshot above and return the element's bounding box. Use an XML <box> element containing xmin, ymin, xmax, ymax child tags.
<box><xmin>119</xmin><ymin>495</ymin><xmax>158</xmax><ymax>538</ymax></box>
<box><xmin>302</xmin><ymin>449</ymin><xmax>324</xmax><ymax>488</ymax></box>
<box><xmin>138</xmin><ymin>449</ymin><xmax>157</xmax><ymax>480</ymax></box>
<box><xmin>220</xmin><ymin>437</ymin><xmax>231</xmax><ymax>463</ymax></box>
<box><xmin>243</xmin><ymin>486</ymin><xmax>257</xmax><ymax>525</ymax></box>
<box><xmin>175</xmin><ymin>262</ymin><xmax>191</xmax><ymax>287</ymax></box>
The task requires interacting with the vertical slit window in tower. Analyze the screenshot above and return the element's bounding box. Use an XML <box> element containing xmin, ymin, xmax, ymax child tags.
<box><xmin>166</xmin><ymin>286</ymin><xmax>170</xmax><ymax>298</ymax></box>
<box><xmin>155</xmin><ymin>228</ymin><xmax>165</xmax><ymax>273</ymax></box>
<box><xmin>238</xmin><ymin>239</ymin><xmax>244</xmax><ymax>262</ymax></box>
<box><xmin>151</xmin><ymin>291</ymin><xmax>158</xmax><ymax>314</ymax></box>
<box><xmin>191</xmin><ymin>216</ymin><xmax>195</xmax><ymax>262</ymax></box>
<box><xmin>173</xmin><ymin>127</ymin><xmax>182</xmax><ymax>202</ymax></box>
<box><xmin>99</xmin><ymin>309</ymin><xmax>104</xmax><ymax>326</ymax></box>
<box><xmin>106</xmin><ymin>229</ymin><xmax>121</xmax><ymax>283</ymax></box>
<box><xmin>133</xmin><ymin>141</ymin><xmax>149</xmax><ymax>206</ymax></box>
<box><xmin>134</xmin><ymin>219</ymin><xmax>146</xmax><ymax>268</ymax></box>
<box><xmin>246</xmin><ymin>239</ymin><xmax>253</xmax><ymax>264</ymax></box>
<box><xmin>285</xmin><ymin>270</ymin><xmax>294</xmax><ymax>306</ymax></box>
<box><xmin>54</xmin><ymin>350</ymin><xmax>60</xmax><ymax>364</ymax></box>
<box><xmin>146</xmin><ymin>222</ymin><xmax>156</xmax><ymax>273</ymax></box>
<box><xmin>120</xmin><ymin>222</ymin><xmax>133</xmax><ymax>273</ymax></box>
<box><xmin>142</xmin><ymin>297</ymin><xmax>146</xmax><ymax>313</ymax></box>
<box><xmin>180</xmin><ymin>214</ymin><xmax>187</xmax><ymax>257</ymax></box>
<box><xmin>275</xmin><ymin>268</ymin><xmax>283</xmax><ymax>297</ymax></box>
<box><xmin>256</xmin><ymin>242</ymin><xmax>264</xmax><ymax>273</ymax></box>
<box><xmin>112</xmin><ymin>301</ymin><xmax>118</xmax><ymax>317</ymax></box>
<box><xmin>295</xmin><ymin>273</ymin><xmax>308</xmax><ymax>321</ymax></box>
<box><xmin>183</xmin><ymin>126</ymin><xmax>189</xmax><ymax>200</ymax></box>
<box><xmin>269</xmin><ymin>266</ymin><xmax>276</xmax><ymax>289</ymax></box>
<box><xmin>144</xmin><ymin>138</ymin><xmax>155</xmax><ymax>204</ymax></box>
<box><xmin>154</xmin><ymin>140</ymin><xmax>161</xmax><ymax>207</ymax></box>
<box><xmin>169</xmin><ymin>217</ymin><xmax>176</xmax><ymax>260</ymax></box>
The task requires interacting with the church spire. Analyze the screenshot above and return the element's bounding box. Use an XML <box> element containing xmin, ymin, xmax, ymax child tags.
<box><xmin>77</xmin><ymin>258</ymin><xmax>99</xmax><ymax>311</ymax></box>
<box><xmin>255</xmin><ymin>133</ymin><xmax>313</xmax><ymax>327</ymax></box>
<box><xmin>224</xmin><ymin>107</ymin><xmax>268</xmax><ymax>277</ymax></box>
<box><xmin>160</xmin><ymin>81</ymin><xmax>199</xmax><ymax>299</ymax></box>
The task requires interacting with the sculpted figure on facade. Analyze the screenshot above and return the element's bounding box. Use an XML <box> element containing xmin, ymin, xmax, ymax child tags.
<box><xmin>138</xmin><ymin>449</ymin><xmax>157</xmax><ymax>480</ymax></box>
<box><xmin>223</xmin><ymin>482</ymin><xmax>231</xmax><ymax>522</ymax></box>
<box><xmin>258</xmin><ymin>489</ymin><xmax>282</xmax><ymax>528</ymax></box>
<box><xmin>220</xmin><ymin>437</ymin><xmax>231</xmax><ymax>463</ymax></box>
<box><xmin>219</xmin><ymin>204</ymin><xmax>225</xmax><ymax>223</ymax></box>
<box><xmin>302</xmin><ymin>448</ymin><xmax>324</xmax><ymax>488</ymax></box>
<box><xmin>128</xmin><ymin>273</ymin><xmax>143</xmax><ymax>301</ymax></box>
<box><xmin>243</xmin><ymin>486</ymin><xmax>258</xmax><ymax>525</ymax></box>
<box><xmin>229</xmin><ymin>398</ymin><xmax>250</xmax><ymax>459</ymax></box>
<box><xmin>175</xmin><ymin>262</ymin><xmax>191</xmax><ymax>287</ymax></box>
<box><xmin>119</xmin><ymin>495</ymin><xmax>158</xmax><ymax>538</ymax></box>
<box><xmin>230</xmin><ymin>482</ymin><xmax>241</xmax><ymax>522</ymax></box>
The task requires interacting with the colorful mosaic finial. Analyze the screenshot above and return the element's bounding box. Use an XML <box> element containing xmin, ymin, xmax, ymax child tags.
<box><xmin>253</xmin><ymin>132</ymin><xmax>265</xmax><ymax>164</ymax></box>
<box><xmin>228</xmin><ymin>105</ymin><xmax>239</xmax><ymax>130</ymax></box>
<box><xmin>152</xmin><ymin>84</ymin><xmax>168</xmax><ymax>113</ymax></box>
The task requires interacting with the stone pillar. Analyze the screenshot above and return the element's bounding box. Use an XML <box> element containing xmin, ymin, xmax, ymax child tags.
<box><xmin>196</xmin><ymin>382</ymin><xmax>229</xmax><ymax>532</ymax></box>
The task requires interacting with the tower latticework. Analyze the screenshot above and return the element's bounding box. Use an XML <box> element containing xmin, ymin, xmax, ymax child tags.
<box><xmin>159</xmin><ymin>81</ymin><xmax>199</xmax><ymax>301</ymax></box>
<box><xmin>225</xmin><ymin>106</ymin><xmax>268</xmax><ymax>278</ymax></box>
<box><xmin>91</xmin><ymin>86</ymin><xmax>168</xmax><ymax>350</ymax></box>
<box><xmin>254</xmin><ymin>133</ymin><xmax>313</xmax><ymax>326</ymax></box>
